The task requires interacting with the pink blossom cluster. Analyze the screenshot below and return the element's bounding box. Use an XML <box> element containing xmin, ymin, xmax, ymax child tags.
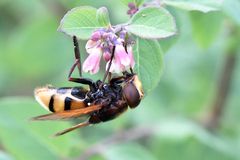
<box><xmin>127</xmin><ymin>2</ymin><xmax>139</xmax><ymax>16</ymax></box>
<box><xmin>83</xmin><ymin>29</ymin><xmax>135</xmax><ymax>74</ymax></box>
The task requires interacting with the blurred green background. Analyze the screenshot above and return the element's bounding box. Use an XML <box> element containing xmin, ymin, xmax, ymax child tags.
<box><xmin>0</xmin><ymin>0</ymin><xmax>240</xmax><ymax>160</ymax></box>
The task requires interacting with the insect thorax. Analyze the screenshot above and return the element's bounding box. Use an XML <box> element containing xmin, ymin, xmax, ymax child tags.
<box><xmin>86</xmin><ymin>82</ymin><xmax>123</xmax><ymax>106</ymax></box>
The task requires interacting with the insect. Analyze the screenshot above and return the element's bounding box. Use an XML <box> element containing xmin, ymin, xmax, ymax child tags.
<box><xmin>32</xmin><ymin>36</ymin><xmax>144</xmax><ymax>136</ymax></box>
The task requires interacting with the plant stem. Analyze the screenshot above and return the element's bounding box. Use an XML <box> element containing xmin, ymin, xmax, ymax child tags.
<box><xmin>203</xmin><ymin>22</ymin><xmax>239</xmax><ymax>130</ymax></box>
<box><xmin>205</xmin><ymin>53</ymin><xmax>236</xmax><ymax>130</ymax></box>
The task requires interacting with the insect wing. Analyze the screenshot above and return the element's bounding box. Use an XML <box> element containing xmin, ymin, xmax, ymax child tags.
<box><xmin>31</xmin><ymin>104</ymin><xmax>102</xmax><ymax>121</ymax></box>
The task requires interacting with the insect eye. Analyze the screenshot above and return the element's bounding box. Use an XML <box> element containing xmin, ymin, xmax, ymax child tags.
<box><xmin>123</xmin><ymin>82</ymin><xmax>141</xmax><ymax>108</ymax></box>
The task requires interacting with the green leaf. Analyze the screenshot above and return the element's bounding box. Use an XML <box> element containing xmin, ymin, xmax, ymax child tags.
<box><xmin>96</xmin><ymin>7</ymin><xmax>111</xmax><ymax>27</ymax></box>
<box><xmin>0</xmin><ymin>97</ymin><xmax>83</xmax><ymax>160</ymax></box>
<box><xmin>126</xmin><ymin>7</ymin><xmax>177</xmax><ymax>39</ymax></box>
<box><xmin>134</xmin><ymin>38</ymin><xmax>163</xmax><ymax>94</ymax></box>
<box><xmin>135</xmin><ymin>0</ymin><xmax>144</xmax><ymax>6</ymax></box>
<box><xmin>152</xmin><ymin>118</ymin><xmax>240</xmax><ymax>159</ymax></box>
<box><xmin>58</xmin><ymin>6</ymin><xmax>105</xmax><ymax>40</ymax></box>
<box><xmin>120</xmin><ymin>0</ymin><xmax>132</xmax><ymax>6</ymax></box>
<box><xmin>103</xmin><ymin>143</ymin><xmax>158</xmax><ymax>160</ymax></box>
<box><xmin>163</xmin><ymin>0</ymin><xmax>222</xmax><ymax>13</ymax></box>
<box><xmin>190</xmin><ymin>11</ymin><xmax>223</xmax><ymax>48</ymax></box>
<box><xmin>222</xmin><ymin>0</ymin><xmax>240</xmax><ymax>25</ymax></box>
<box><xmin>120</xmin><ymin>0</ymin><xmax>144</xmax><ymax>7</ymax></box>
<box><xmin>151</xmin><ymin>136</ymin><xmax>238</xmax><ymax>160</ymax></box>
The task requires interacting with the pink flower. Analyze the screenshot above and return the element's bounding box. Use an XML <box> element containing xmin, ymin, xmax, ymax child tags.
<box><xmin>115</xmin><ymin>44</ymin><xmax>131</xmax><ymax>66</ymax></box>
<box><xmin>82</xmin><ymin>47</ymin><xmax>102</xmax><ymax>74</ymax></box>
<box><xmin>91</xmin><ymin>31</ymin><xmax>101</xmax><ymax>41</ymax></box>
<box><xmin>106</xmin><ymin>45</ymin><xmax>135</xmax><ymax>73</ymax></box>
<box><xmin>127</xmin><ymin>2</ymin><xmax>138</xmax><ymax>16</ymax></box>
<box><xmin>127</xmin><ymin>46</ymin><xmax>135</xmax><ymax>68</ymax></box>
<box><xmin>106</xmin><ymin>59</ymin><xmax>122</xmax><ymax>73</ymax></box>
<box><xmin>82</xmin><ymin>29</ymin><xmax>136</xmax><ymax>74</ymax></box>
<box><xmin>103</xmin><ymin>50</ymin><xmax>111</xmax><ymax>61</ymax></box>
<box><xmin>85</xmin><ymin>40</ymin><xmax>101</xmax><ymax>54</ymax></box>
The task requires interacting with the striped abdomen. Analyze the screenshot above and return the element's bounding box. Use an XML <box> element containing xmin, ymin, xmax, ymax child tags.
<box><xmin>34</xmin><ymin>85</ymin><xmax>88</xmax><ymax>112</ymax></box>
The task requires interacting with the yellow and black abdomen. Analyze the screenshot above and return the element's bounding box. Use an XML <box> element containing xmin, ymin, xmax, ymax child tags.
<box><xmin>34</xmin><ymin>86</ymin><xmax>88</xmax><ymax>112</ymax></box>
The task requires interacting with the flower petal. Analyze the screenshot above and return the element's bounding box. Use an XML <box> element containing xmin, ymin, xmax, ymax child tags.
<box><xmin>91</xmin><ymin>31</ymin><xmax>102</xmax><ymax>41</ymax></box>
<box><xmin>114</xmin><ymin>44</ymin><xmax>130</xmax><ymax>66</ymax></box>
<box><xmin>127</xmin><ymin>46</ymin><xmax>135</xmax><ymax>68</ymax></box>
<box><xmin>83</xmin><ymin>51</ymin><xmax>102</xmax><ymax>74</ymax></box>
<box><xmin>103</xmin><ymin>50</ymin><xmax>111</xmax><ymax>61</ymax></box>
<box><xmin>86</xmin><ymin>40</ymin><xmax>101</xmax><ymax>54</ymax></box>
<box><xmin>106</xmin><ymin>60</ymin><xmax>122</xmax><ymax>74</ymax></box>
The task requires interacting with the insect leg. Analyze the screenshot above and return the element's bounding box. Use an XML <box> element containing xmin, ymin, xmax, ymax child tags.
<box><xmin>68</xmin><ymin>77</ymin><xmax>96</xmax><ymax>91</ymax></box>
<box><xmin>130</xmin><ymin>67</ymin><xmax>134</xmax><ymax>74</ymax></box>
<box><xmin>108</xmin><ymin>72</ymin><xmax>112</xmax><ymax>83</ymax></box>
<box><xmin>68</xmin><ymin>36</ymin><xmax>82</xmax><ymax>79</ymax></box>
<box><xmin>102</xmin><ymin>46</ymin><xmax>116</xmax><ymax>84</ymax></box>
<box><xmin>54</xmin><ymin>121</ymin><xmax>90</xmax><ymax>136</ymax></box>
<box><xmin>68</xmin><ymin>59</ymin><xmax>80</xmax><ymax>78</ymax></box>
<box><xmin>109</xmin><ymin>76</ymin><xmax>125</xmax><ymax>85</ymax></box>
<box><xmin>68</xmin><ymin>54</ymin><xmax>94</xmax><ymax>86</ymax></box>
<box><xmin>68</xmin><ymin>77</ymin><xmax>94</xmax><ymax>85</ymax></box>
<box><xmin>68</xmin><ymin>36</ymin><xmax>97</xmax><ymax>89</ymax></box>
<box><xmin>73</xmin><ymin>36</ymin><xmax>82</xmax><ymax>77</ymax></box>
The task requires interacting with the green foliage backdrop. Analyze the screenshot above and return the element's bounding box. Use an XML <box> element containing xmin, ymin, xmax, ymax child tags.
<box><xmin>0</xmin><ymin>0</ymin><xmax>240</xmax><ymax>160</ymax></box>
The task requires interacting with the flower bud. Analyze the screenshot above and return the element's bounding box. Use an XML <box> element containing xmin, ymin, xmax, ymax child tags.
<box><xmin>91</xmin><ymin>31</ymin><xmax>102</xmax><ymax>41</ymax></box>
<box><xmin>103</xmin><ymin>49</ymin><xmax>111</xmax><ymax>61</ymax></box>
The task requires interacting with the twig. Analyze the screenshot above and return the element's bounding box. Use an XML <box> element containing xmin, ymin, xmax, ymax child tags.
<box><xmin>202</xmin><ymin>21</ymin><xmax>238</xmax><ymax>130</ymax></box>
<box><xmin>204</xmin><ymin>53</ymin><xmax>237</xmax><ymax>130</ymax></box>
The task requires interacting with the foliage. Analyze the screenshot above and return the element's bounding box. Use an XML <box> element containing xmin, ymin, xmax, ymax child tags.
<box><xmin>58</xmin><ymin>6</ymin><xmax>105</xmax><ymax>40</ymax></box>
<box><xmin>162</xmin><ymin>0</ymin><xmax>222</xmax><ymax>13</ymax></box>
<box><xmin>0</xmin><ymin>0</ymin><xmax>240</xmax><ymax>160</ymax></box>
<box><xmin>59</xmin><ymin>4</ymin><xmax>177</xmax><ymax>94</ymax></box>
<box><xmin>126</xmin><ymin>7</ymin><xmax>176</xmax><ymax>39</ymax></box>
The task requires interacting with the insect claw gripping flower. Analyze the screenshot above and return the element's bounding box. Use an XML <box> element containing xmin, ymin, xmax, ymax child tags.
<box><xmin>83</xmin><ymin>28</ymin><xmax>135</xmax><ymax>74</ymax></box>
